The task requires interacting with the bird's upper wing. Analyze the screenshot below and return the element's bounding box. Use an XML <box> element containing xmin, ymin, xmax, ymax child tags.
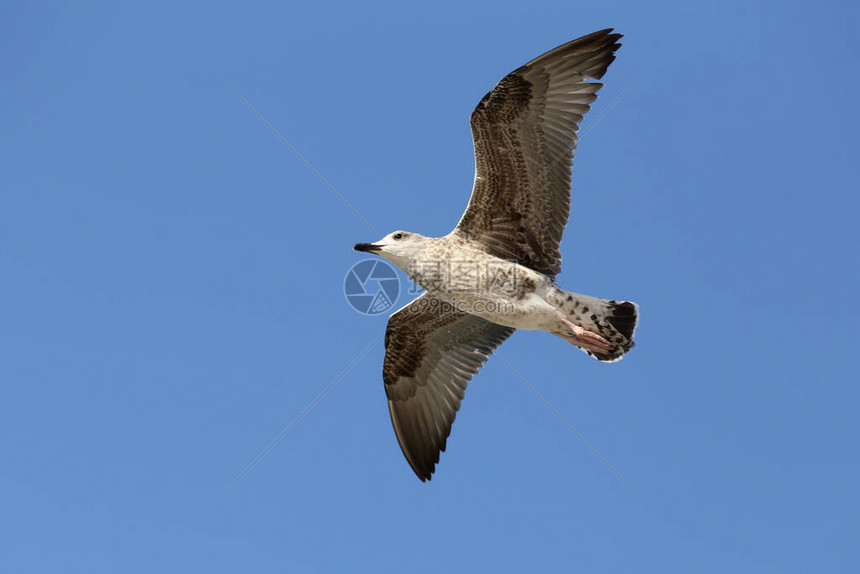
<box><xmin>454</xmin><ymin>29</ymin><xmax>622</xmax><ymax>276</ymax></box>
<box><xmin>383</xmin><ymin>293</ymin><xmax>515</xmax><ymax>481</ymax></box>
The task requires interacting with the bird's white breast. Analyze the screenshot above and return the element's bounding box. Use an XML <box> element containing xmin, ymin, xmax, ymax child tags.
<box><xmin>404</xmin><ymin>235</ymin><xmax>560</xmax><ymax>331</ymax></box>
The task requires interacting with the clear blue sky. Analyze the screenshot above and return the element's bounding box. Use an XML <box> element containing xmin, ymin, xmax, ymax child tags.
<box><xmin>2</xmin><ymin>1</ymin><xmax>858</xmax><ymax>572</ymax></box>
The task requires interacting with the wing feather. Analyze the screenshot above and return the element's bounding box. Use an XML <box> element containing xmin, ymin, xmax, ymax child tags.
<box><xmin>455</xmin><ymin>29</ymin><xmax>622</xmax><ymax>276</ymax></box>
<box><xmin>383</xmin><ymin>293</ymin><xmax>514</xmax><ymax>480</ymax></box>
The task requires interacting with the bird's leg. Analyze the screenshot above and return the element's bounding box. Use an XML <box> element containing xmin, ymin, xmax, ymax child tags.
<box><xmin>554</xmin><ymin>317</ymin><xmax>615</xmax><ymax>354</ymax></box>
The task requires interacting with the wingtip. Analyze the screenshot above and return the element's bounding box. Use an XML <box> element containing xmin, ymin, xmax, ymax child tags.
<box><xmin>594</xmin><ymin>29</ymin><xmax>624</xmax><ymax>55</ymax></box>
<box><xmin>522</xmin><ymin>28</ymin><xmax>624</xmax><ymax>80</ymax></box>
<box><xmin>587</xmin><ymin>27</ymin><xmax>624</xmax><ymax>43</ymax></box>
<box><xmin>413</xmin><ymin>465</ymin><xmax>434</xmax><ymax>482</ymax></box>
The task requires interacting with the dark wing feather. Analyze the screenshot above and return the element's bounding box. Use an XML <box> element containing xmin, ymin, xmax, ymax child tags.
<box><xmin>383</xmin><ymin>293</ymin><xmax>514</xmax><ymax>481</ymax></box>
<box><xmin>455</xmin><ymin>29</ymin><xmax>622</xmax><ymax>276</ymax></box>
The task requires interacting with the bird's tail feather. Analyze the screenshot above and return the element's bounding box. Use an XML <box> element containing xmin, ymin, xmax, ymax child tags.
<box><xmin>552</xmin><ymin>289</ymin><xmax>639</xmax><ymax>362</ymax></box>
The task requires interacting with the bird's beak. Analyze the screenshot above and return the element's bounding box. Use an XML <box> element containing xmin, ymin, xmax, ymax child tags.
<box><xmin>354</xmin><ymin>242</ymin><xmax>382</xmax><ymax>253</ymax></box>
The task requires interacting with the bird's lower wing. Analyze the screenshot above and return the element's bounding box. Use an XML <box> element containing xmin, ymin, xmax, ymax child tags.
<box><xmin>383</xmin><ymin>293</ymin><xmax>515</xmax><ymax>480</ymax></box>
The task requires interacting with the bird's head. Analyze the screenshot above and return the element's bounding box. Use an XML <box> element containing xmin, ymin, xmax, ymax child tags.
<box><xmin>354</xmin><ymin>230</ymin><xmax>429</xmax><ymax>268</ymax></box>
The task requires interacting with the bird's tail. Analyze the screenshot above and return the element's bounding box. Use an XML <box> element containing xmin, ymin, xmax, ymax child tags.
<box><xmin>551</xmin><ymin>288</ymin><xmax>639</xmax><ymax>362</ymax></box>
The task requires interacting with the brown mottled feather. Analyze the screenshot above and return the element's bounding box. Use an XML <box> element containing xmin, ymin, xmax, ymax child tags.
<box><xmin>383</xmin><ymin>293</ymin><xmax>514</xmax><ymax>480</ymax></box>
<box><xmin>455</xmin><ymin>28</ymin><xmax>623</xmax><ymax>276</ymax></box>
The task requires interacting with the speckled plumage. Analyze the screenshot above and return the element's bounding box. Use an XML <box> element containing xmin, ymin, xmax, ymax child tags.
<box><xmin>355</xmin><ymin>29</ymin><xmax>638</xmax><ymax>481</ymax></box>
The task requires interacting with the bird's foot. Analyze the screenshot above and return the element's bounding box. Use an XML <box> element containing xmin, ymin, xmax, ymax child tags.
<box><xmin>555</xmin><ymin>319</ymin><xmax>615</xmax><ymax>355</ymax></box>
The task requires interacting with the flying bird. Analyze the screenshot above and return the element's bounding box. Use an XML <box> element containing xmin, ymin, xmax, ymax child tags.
<box><xmin>354</xmin><ymin>29</ymin><xmax>637</xmax><ymax>481</ymax></box>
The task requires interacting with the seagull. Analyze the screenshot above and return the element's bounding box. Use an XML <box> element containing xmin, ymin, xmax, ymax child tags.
<box><xmin>354</xmin><ymin>29</ymin><xmax>637</xmax><ymax>481</ymax></box>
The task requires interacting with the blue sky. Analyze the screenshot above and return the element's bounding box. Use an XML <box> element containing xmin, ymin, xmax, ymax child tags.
<box><xmin>2</xmin><ymin>1</ymin><xmax>858</xmax><ymax>572</ymax></box>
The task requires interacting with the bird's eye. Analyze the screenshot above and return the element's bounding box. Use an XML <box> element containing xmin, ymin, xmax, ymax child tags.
<box><xmin>393</xmin><ymin>233</ymin><xmax>404</xmax><ymax>240</ymax></box>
